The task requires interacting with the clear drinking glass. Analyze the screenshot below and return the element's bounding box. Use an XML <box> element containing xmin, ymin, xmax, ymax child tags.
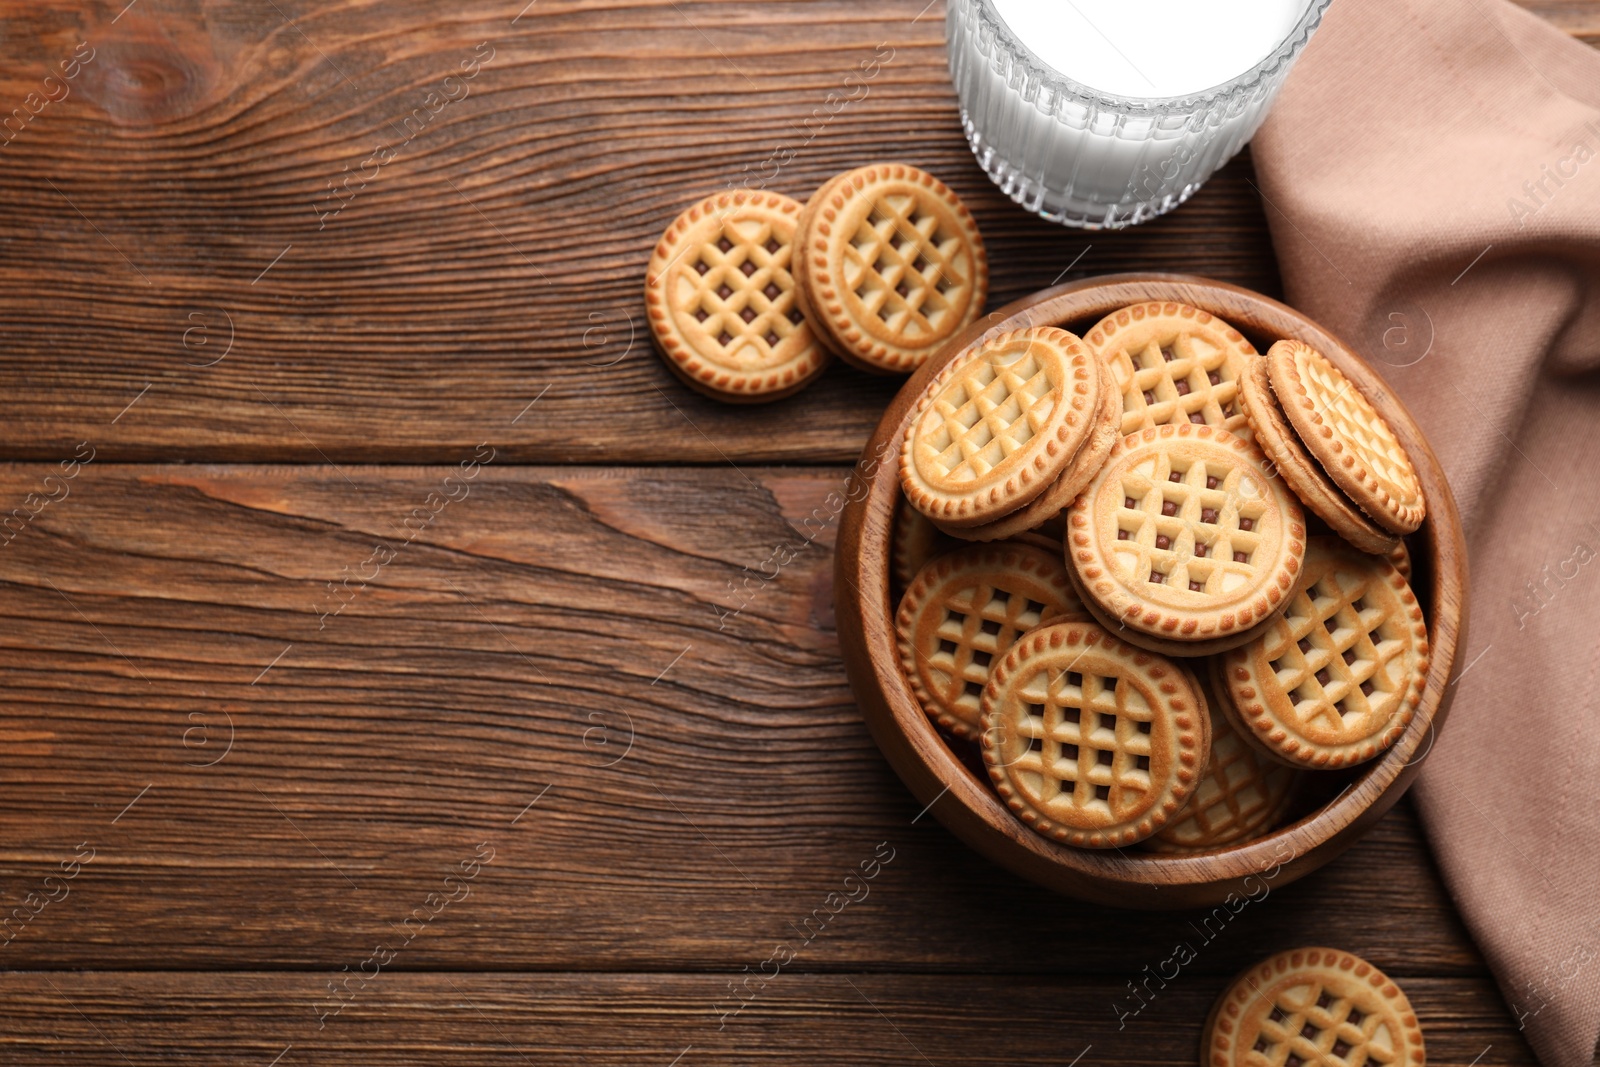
<box><xmin>947</xmin><ymin>0</ymin><xmax>1334</xmax><ymax>229</ymax></box>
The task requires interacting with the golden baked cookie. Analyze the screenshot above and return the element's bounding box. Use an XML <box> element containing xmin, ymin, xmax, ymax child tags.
<box><xmin>1084</xmin><ymin>301</ymin><xmax>1257</xmax><ymax>439</ymax></box>
<box><xmin>1217</xmin><ymin>537</ymin><xmax>1429</xmax><ymax>768</ymax></box>
<box><xmin>1066</xmin><ymin>423</ymin><xmax>1307</xmax><ymax>654</ymax></box>
<box><xmin>1239</xmin><ymin>357</ymin><xmax>1398</xmax><ymax>556</ymax></box>
<box><xmin>1204</xmin><ymin>947</ymin><xmax>1424</xmax><ymax>1067</ymax></box>
<box><xmin>645</xmin><ymin>189</ymin><xmax>829</xmax><ymax>402</ymax></box>
<box><xmin>1267</xmin><ymin>340</ymin><xmax>1425</xmax><ymax>535</ymax></box>
<box><xmin>796</xmin><ymin>163</ymin><xmax>987</xmax><ymax>374</ymax></box>
<box><xmin>938</xmin><ymin>353</ymin><xmax>1120</xmax><ymax>543</ymax></box>
<box><xmin>891</xmin><ymin>494</ymin><xmax>954</xmax><ymax>592</ymax></box>
<box><xmin>1011</xmin><ymin>529</ymin><xmax>1070</xmax><ymax>560</ymax></box>
<box><xmin>791</xmin><ymin>171</ymin><xmax>850</xmax><ymax>357</ymax></box>
<box><xmin>1387</xmin><ymin>538</ymin><xmax>1412</xmax><ymax>580</ymax></box>
<box><xmin>1147</xmin><ymin>663</ymin><xmax>1296</xmax><ymax>852</ymax></box>
<box><xmin>981</xmin><ymin>619</ymin><xmax>1210</xmax><ymax>848</ymax></box>
<box><xmin>901</xmin><ymin>327</ymin><xmax>1102</xmax><ymax>528</ymax></box>
<box><xmin>1065</xmin><ymin>578</ymin><xmax>1284</xmax><ymax>659</ymax></box>
<box><xmin>895</xmin><ymin>542</ymin><xmax>1077</xmax><ymax>740</ymax></box>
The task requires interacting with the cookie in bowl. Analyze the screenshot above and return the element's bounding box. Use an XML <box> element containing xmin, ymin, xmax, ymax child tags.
<box><xmin>1065</xmin><ymin>422</ymin><xmax>1308</xmax><ymax>655</ymax></box>
<box><xmin>980</xmin><ymin>619</ymin><xmax>1210</xmax><ymax>848</ymax></box>
<box><xmin>900</xmin><ymin>326</ymin><xmax>1102</xmax><ymax>528</ymax></box>
<box><xmin>1085</xmin><ymin>301</ymin><xmax>1257</xmax><ymax>440</ymax></box>
<box><xmin>1215</xmin><ymin>536</ymin><xmax>1429</xmax><ymax>769</ymax></box>
<box><xmin>895</xmin><ymin>541</ymin><xmax>1079</xmax><ymax>741</ymax></box>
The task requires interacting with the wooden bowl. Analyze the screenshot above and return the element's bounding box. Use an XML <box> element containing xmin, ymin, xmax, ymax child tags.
<box><xmin>834</xmin><ymin>273</ymin><xmax>1467</xmax><ymax>910</ymax></box>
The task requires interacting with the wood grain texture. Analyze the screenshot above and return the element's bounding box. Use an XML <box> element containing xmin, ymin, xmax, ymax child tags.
<box><xmin>0</xmin><ymin>464</ymin><xmax>1481</xmax><ymax>974</ymax></box>
<box><xmin>0</xmin><ymin>973</ymin><xmax>1537</xmax><ymax>1065</ymax></box>
<box><xmin>0</xmin><ymin>0</ymin><xmax>1282</xmax><ymax>464</ymax></box>
<box><xmin>1</xmin><ymin>0</ymin><xmax>1593</xmax><ymax>1059</ymax></box>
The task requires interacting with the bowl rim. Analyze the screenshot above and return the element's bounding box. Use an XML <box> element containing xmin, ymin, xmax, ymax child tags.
<box><xmin>833</xmin><ymin>272</ymin><xmax>1469</xmax><ymax>907</ymax></box>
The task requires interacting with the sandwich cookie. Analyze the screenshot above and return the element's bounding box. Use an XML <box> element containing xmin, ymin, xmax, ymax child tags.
<box><xmin>1239</xmin><ymin>356</ymin><xmax>1398</xmax><ymax>556</ymax></box>
<box><xmin>1066</xmin><ymin>423</ymin><xmax>1307</xmax><ymax>655</ymax></box>
<box><xmin>980</xmin><ymin>620</ymin><xmax>1210</xmax><ymax>848</ymax></box>
<box><xmin>645</xmin><ymin>189</ymin><xmax>829</xmax><ymax>402</ymax></box>
<box><xmin>938</xmin><ymin>351</ymin><xmax>1121</xmax><ymax>542</ymax></box>
<box><xmin>1147</xmin><ymin>663</ymin><xmax>1297</xmax><ymax>852</ymax></box>
<box><xmin>1217</xmin><ymin>537</ymin><xmax>1429</xmax><ymax>769</ymax></box>
<box><xmin>901</xmin><ymin>326</ymin><xmax>1102</xmax><ymax>528</ymax></box>
<box><xmin>1085</xmin><ymin>301</ymin><xmax>1257</xmax><ymax>440</ymax></box>
<box><xmin>1267</xmin><ymin>340</ymin><xmax>1425</xmax><ymax>535</ymax></box>
<box><xmin>795</xmin><ymin>163</ymin><xmax>987</xmax><ymax>375</ymax></box>
<box><xmin>1204</xmin><ymin>948</ymin><xmax>1424</xmax><ymax>1067</ymax></box>
<box><xmin>896</xmin><ymin>542</ymin><xmax>1079</xmax><ymax>740</ymax></box>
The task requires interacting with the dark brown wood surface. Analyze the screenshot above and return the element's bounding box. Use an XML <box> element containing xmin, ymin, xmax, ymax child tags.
<box><xmin>0</xmin><ymin>0</ymin><xmax>1586</xmax><ymax>1062</ymax></box>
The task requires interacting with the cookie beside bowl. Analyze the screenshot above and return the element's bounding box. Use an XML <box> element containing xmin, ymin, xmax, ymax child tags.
<box><xmin>833</xmin><ymin>273</ymin><xmax>1466</xmax><ymax>909</ymax></box>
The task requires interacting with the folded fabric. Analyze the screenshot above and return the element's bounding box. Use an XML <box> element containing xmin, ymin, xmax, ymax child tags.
<box><xmin>1251</xmin><ymin>1</ymin><xmax>1600</xmax><ymax>1064</ymax></box>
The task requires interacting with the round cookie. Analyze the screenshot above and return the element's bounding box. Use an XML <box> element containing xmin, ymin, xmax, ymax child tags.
<box><xmin>1066</xmin><ymin>423</ymin><xmax>1307</xmax><ymax>654</ymax></box>
<box><xmin>1204</xmin><ymin>947</ymin><xmax>1425</xmax><ymax>1067</ymax></box>
<box><xmin>901</xmin><ymin>327</ymin><xmax>1101</xmax><ymax>528</ymax></box>
<box><xmin>1239</xmin><ymin>357</ymin><xmax>1398</xmax><ymax>556</ymax></box>
<box><xmin>796</xmin><ymin>163</ymin><xmax>988</xmax><ymax>374</ymax></box>
<box><xmin>645</xmin><ymin>189</ymin><xmax>830</xmax><ymax>402</ymax></box>
<box><xmin>980</xmin><ymin>619</ymin><xmax>1210</xmax><ymax>848</ymax></box>
<box><xmin>939</xmin><ymin>353</ymin><xmax>1121</xmax><ymax>542</ymax></box>
<box><xmin>1267</xmin><ymin>340</ymin><xmax>1425</xmax><ymax>535</ymax></box>
<box><xmin>1147</xmin><ymin>663</ymin><xmax>1297</xmax><ymax>853</ymax></box>
<box><xmin>1217</xmin><ymin>537</ymin><xmax>1429</xmax><ymax>769</ymax></box>
<box><xmin>1084</xmin><ymin>301</ymin><xmax>1257</xmax><ymax>440</ymax></box>
<box><xmin>895</xmin><ymin>542</ymin><xmax>1078</xmax><ymax>740</ymax></box>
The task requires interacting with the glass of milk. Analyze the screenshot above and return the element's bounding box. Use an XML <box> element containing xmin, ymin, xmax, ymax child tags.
<box><xmin>947</xmin><ymin>0</ymin><xmax>1334</xmax><ymax>228</ymax></box>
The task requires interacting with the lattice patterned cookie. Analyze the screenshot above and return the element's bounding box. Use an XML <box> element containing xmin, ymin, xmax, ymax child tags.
<box><xmin>1147</xmin><ymin>663</ymin><xmax>1297</xmax><ymax>852</ymax></box>
<box><xmin>1268</xmin><ymin>340</ymin><xmax>1425</xmax><ymax>535</ymax></box>
<box><xmin>1066</xmin><ymin>423</ymin><xmax>1307</xmax><ymax>654</ymax></box>
<box><xmin>940</xmin><ymin>353</ymin><xmax>1120</xmax><ymax>543</ymax></box>
<box><xmin>796</xmin><ymin>163</ymin><xmax>988</xmax><ymax>374</ymax></box>
<box><xmin>1240</xmin><ymin>357</ymin><xmax>1398</xmax><ymax>556</ymax></box>
<box><xmin>1218</xmin><ymin>537</ymin><xmax>1428</xmax><ymax>768</ymax></box>
<box><xmin>896</xmin><ymin>542</ymin><xmax>1077</xmax><ymax>740</ymax></box>
<box><xmin>1085</xmin><ymin>301</ymin><xmax>1257</xmax><ymax>439</ymax></box>
<box><xmin>645</xmin><ymin>189</ymin><xmax>829</xmax><ymax>402</ymax></box>
<box><xmin>1204</xmin><ymin>947</ymin><xmax>1424</xmax><ymax>1067</ymax></box>
<box><xmin>901</xmin><ymin>327</ymin><xmax>1102</xmax><ymax>527</ymax></box>
<box><xmin>981</xmin><ymin>620</ymin><xmax>1209</xmax><ymax>848</ymax></box>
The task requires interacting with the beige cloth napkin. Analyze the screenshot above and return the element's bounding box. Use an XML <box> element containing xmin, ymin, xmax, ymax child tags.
<box><xmin>1251</xmin><ymin>1</ymin><xmax>1600</xmax><ymax>1064</ymax></box>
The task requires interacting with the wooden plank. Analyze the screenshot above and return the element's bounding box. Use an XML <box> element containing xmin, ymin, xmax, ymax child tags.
<box><xmin>0</xmin><ymin>464</ymin><xmax>1480</xmax><ymax>974</ymax></box>
<box><xmin>0</xmin><ymin>0</ymin><xmax>1280</xmax><ymax>464</ymax></box>
<box><xmin>0</xmin><ymin>972</ymin><xmax>1536</xmax><ymax>1065</ymax></box>
<box><xmin>5</xmin><ymin>0</ymin><xmax>1588</xmax><ymax>462</ymax></box>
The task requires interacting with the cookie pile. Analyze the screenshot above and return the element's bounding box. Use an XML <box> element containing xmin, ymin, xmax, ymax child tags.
<box><xmin>644</xmin><ymin>165</ymin><xmax>987</xmax><ymax>403</ymax></box>
<box><xmin>894</xmin><ymin>302</ymin><xmax>1430</xmax><ymax>852</ymax></box>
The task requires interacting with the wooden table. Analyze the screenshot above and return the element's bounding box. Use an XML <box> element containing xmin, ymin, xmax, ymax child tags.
<box><xmin>1</xmin><ymin>2</ymin><xmax>1592</xmax><ymax>1062</ymax></box>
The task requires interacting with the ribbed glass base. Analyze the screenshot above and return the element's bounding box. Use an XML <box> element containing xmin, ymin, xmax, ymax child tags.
<box><xmin>959</xmin><ymin>109</ymin><xmax>1203</xmax><ymax>230</ymax></box>
<box><xmin>947</xmin><ymin>0</ymin><xmax>1331</xmax><ymax>229</ymax></box>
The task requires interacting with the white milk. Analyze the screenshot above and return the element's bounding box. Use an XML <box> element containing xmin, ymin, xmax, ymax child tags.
<box><xmin>947</xmin><ymin>0</ymin><xmax>1330</xmax><ymax>228</ymax></box>
<box><xmin>989</xmin><ymin>0</ymin><xmax>1312</xmax><ymax>98</ymax></box>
